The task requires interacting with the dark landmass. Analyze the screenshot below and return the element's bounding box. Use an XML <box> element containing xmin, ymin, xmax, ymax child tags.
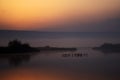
<box><xmin>0</xmin><ymin>40</ymin><xmax>77</xmax><ymax>54</ymax></box>
<box><xmin>0</xmin><ymin>40</ymin><xmax>77</xmax><ymax>67</ymax></box>
<box><xmin>0</xmin><ymin>39</ymin><xmax>40</xmax><ymax>53</ymax></box>
<box><xmin>38</xmin><ymin>46</ymin><xmax>77</xmax><ymax>51</ymax></box>
<box><xmin>93</xmin><ymin>43</ymin><xmax>120</xmax><ymax>53</ymax></box>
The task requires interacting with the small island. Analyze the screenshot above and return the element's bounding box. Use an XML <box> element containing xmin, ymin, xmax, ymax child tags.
<box><xmin>0</xmin><ymin>39</ymin><xmax>77</xmax><ymax>54</ymax></box>
<box><xmin>0</xmin><ymin>39</ymin><xmax>40</xmax><ymax>53</ymax></box>
<box><xmin>93</xmin><ymin>43</ymin><xmax>120</xmax><ymax>53</ymax></box>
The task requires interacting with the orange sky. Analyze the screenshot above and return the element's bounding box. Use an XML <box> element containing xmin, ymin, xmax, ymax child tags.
<box><xmin>0</xmin><ymin>0</ymin><xmax>120</xmax><ymax>30</ymax></box>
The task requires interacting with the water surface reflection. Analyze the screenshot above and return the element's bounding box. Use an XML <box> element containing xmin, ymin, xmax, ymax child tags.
<box><xmin>0</xmin><ymin>48</ymin><xmax>120</xmax><ymax>80</ymax></box>
<box><xmin>0</xmin><ymin>54</ymin><xmax>33</xmax><ymax>67</ymax></box>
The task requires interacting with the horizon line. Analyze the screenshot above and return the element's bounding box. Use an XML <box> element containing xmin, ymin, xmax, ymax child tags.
<box><xmin>0</xmin><ymin>29</ymin><xmax>120</xmax><ymax>33</ymax></box>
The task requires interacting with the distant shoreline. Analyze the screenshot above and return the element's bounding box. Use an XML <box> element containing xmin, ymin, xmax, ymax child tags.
<box><xmin>93</xmin><ymin>43</ymin><xmax>120</xmax><ymax>53</ymax></box>
<box><xmin>0</xmin><ymin>40</ymin><xmax>77</xmax><ymax>54</ymax></box>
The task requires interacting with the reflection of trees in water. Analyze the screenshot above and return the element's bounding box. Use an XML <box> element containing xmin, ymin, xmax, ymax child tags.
<box><xmin>8</xmin><ymin>55</ymin><xmax>31</xmax><ymax>67</ymax></box>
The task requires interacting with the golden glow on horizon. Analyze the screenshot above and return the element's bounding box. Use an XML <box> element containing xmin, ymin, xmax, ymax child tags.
<box><xmin>0</xmin><ymin>68</ymin><xmax>110</xmax><ymax>80</ymax></box>
<box><xmin>1</xmin><ymin>68</ymin><xmax>72</xmax><ymax>80</ymax></box>
<box><xmin>0</xmin><ymin>0</ymin><xmax>120</xmax><ymax>30</ymax></box>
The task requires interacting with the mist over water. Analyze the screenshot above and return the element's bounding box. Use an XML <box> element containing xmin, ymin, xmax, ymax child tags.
<box><xmin>0</xmin><ymin>30</ymin><xmax>120</xmax><ymax>47</ymax></box>
<box><xmin>0</xmin><ymin>30</ymin><xmax>120</xmax><ymax>80</ymax></box>
<box><xmin>1</xmin><ymin>0</ymin><xmax>120</xmax><ymax>79</ymax></box>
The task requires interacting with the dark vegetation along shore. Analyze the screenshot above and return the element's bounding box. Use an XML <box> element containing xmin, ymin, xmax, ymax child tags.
<box><xmin>0</xmin><ymin>40</ymin><xmax>77</xmax><ymax>54</ymax></box>
<box><xmin>0</xmin><ymin>40</ymin><xmax>77</xmax><ymax>66</ymax></box>
<box><xmin>0</xmin><ymin>40</ymin><xmax>40</xmax><ymax>53</ymax></box>
<box><xmin>93</xmin><ymin>43</ymin><xmax>120</xmax><ymax>53</ymax></box>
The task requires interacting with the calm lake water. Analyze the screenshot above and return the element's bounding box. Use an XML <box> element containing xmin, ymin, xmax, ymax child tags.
<box><xmin>0</xmin><ymin>31</ymin><xmax>120</xmax><ymax>80</ymax></box>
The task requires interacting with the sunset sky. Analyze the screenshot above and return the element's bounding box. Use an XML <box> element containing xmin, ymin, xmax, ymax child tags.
<box><xmin>0</xmin><ymin>0</ymin><xmax>120</xmax><ymax>31</ymax></box>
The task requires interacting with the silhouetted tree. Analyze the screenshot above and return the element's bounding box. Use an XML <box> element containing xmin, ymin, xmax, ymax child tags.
<box><xmin>8</xmin><ymin>39</ymin><xmax>31</xmax><ymax>49</ymax></box>
<box><xmin>8</xmin><ymin>39</ymin><xmax>22</xmax><ymax>48</ymax></box>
